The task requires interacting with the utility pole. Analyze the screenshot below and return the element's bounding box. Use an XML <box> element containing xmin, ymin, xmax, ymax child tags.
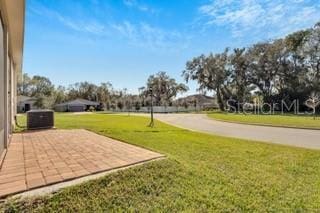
<box><xmin>148</xmin><ymin>87</ymin><xmax>154</xmax><ymax>127</ymax></box>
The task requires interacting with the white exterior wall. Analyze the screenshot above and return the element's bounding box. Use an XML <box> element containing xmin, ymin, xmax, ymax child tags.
<box><xmin>17</xmin><ymin>100</ymin><xmax>37</xmax><ymax>113</ymax></box>
<box><xmin>0</xmin><ymin>0</ymin><xmax>25</xmax><ymax>158</ymax></box>
<box><xmin>0</xmin><ymin>15</ymin><xmax>5</xmax><ymax>155</ymax></box>
<box><xmin>10</xmin><ymin>59</ymin><xmax>15</xmax><ymax>130</ymax></box>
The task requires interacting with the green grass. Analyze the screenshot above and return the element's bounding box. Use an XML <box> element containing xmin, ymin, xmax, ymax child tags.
<box><xmin>3</xmin><ymin>113</ymin><xmax>320</xmax><ymax>211</ymax></box>
<box><xmin>207</xmin><ymin>112</ymin><xmax>320</xmax><ymax>129</ymax></box>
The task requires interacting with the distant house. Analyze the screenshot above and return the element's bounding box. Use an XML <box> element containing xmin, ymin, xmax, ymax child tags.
<box><xmin>175</xmin><ymin>94</ymin><xmax>218</xmax><ymax>109</ymax></box>
<box><xmin>55</xmin><ymin>99</ymin><xmax>100</xmax><ymax>112</ymax></box>
<box><xmin>17</xmin><ymin>96</ymin><xmax>38</xmax><ymax>113</ymax></box>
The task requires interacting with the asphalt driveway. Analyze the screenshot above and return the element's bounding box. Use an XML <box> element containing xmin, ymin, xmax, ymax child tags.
<box><xmin>149</xmin><ymin>113</ymin><xmax>320</xmax><ymax>150</ymax></box>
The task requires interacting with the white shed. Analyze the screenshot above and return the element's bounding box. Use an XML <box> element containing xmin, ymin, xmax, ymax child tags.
<box><xmin>17</xmin><ymin>96</ymin><xmax>38</xmax><ymax>113</ymax></box>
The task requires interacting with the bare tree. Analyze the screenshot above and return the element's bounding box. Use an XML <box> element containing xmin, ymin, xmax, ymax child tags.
<box><xmin>305</xmin><ymin>92</ymin><xmax>320</xmax><ymax>119</ymax></box>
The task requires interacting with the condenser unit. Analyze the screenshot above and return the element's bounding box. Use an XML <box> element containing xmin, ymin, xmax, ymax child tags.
<box><xmin>27</xmin><ymin>110</ymin><xmax>54</xmax><ymax>130</ymax></box>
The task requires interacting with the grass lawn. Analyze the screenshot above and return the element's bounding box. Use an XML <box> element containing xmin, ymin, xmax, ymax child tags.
<box><xmin>2</xmin><ymin>113</ymin><xmax>320</xmax><ymax>211</ymax></box>
<box><xmin>207</xmin><ymin>112</ymin><xmax>320</xmax><ymax>129</ymax></box>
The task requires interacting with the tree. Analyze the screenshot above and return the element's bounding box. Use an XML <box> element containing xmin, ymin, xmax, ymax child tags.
<box><xmin>305</xmin><ymin>92</ymin><xmax>320</xmax><ymax>119</ymax></box>
<box><xmin>182</xmin><ymin>22</ymin><xmax>320</xmax><ymax>113</ymax></box>
<box><xmin>117</xmin><ymin>101</ymin><xmax>124</xmax><ymax>111</ymax></box>
<box><xmin>134</xmin><ymin>100</ymin><xmax>141</xmax><ymax>111</ymax></box>
<box><xmin>230</xmin><ymin>48</ymin><xmax>249</xmax><ymax>104</ymax></box>
<box><xmin>271</xmin><ymin>35</ymin><xmax>309</xmax><ymax>106</ymax></box>
<box><xmin>67</xmin><ymin>82</ymin><xmax>98</xmax><ymax>101</ymax></box>
<box><xmin>17</xmin><ymin>73</ymin><xmax>32</xmax><ymax>96</ymax></box>
<box><xmin>17</xmin><ymin>74</ymin><xmax>55</xmax><ymax>109</ymax></box>
<box><xmin>246</xmin><ymin>43</ymin><xmax>275</xmax><ymax>104</ymax></box>
<box><xmin>17</xmin><ymin>74</ymin><xmax>54</xmax><ymax>98</ymax></box>
<box><xmin>96</xmin><ymin>82</ymin><xmax>112</xmax><ymax>110</ymax></box>
<box><xmin>285</xmin><ymin>29</ymin><xmax>310</xmax><ymax>72</ymax></box>
<box><xmin>138</xmin><ymin>87</ymin><xmax>147</xmax><ymax>106</ymax></box>
<box><xmin>143</xmin><ymin>71</ymin><xmax>188</xmax><ymax>106</ymax></box>
<box><xmin>54</xmin><ymin>86</ymin><xmax>67</xmax><ymax>104</ymax></box>
<box><xmin>183</xmin><ymin>49</ymin><xmax>230</xmax><ymax>111</ymax></box>
<box><xmin>30</xmin><ymin>75</ymin><xmax>54</xmax><ymax>97</ymax></box>
<box><xmin>300</xmin><ymin>22</ymin><xmax>320</xmax><ymax>93</ymax></box>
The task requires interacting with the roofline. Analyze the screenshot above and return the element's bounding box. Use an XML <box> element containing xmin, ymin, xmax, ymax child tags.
<box><xmin>55</xmin><ymin>99</ymin><xmax>100</xmax><ymax>106</ymax></box>
<box><xmin>0</xmin><ymin>0</ymin><xmax>25</xmax><ymax>73</ymax></box>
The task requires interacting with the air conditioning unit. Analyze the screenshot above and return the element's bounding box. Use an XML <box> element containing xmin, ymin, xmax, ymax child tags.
<box><xmin>27</xmin><ymin>110</ymin><xmax>54</xmax><ymax>130</ymax></box>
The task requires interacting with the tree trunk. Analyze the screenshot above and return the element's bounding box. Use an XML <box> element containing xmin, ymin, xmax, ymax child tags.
<box><xmin>216</xmin><ymin>87</ymin><xmax>225</xmax><ymax>111</ymax></box>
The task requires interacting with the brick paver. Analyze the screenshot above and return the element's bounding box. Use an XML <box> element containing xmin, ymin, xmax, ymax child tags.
<box><xmin>0</xmin><ymin>129</ymin><xmax>163</xmax><ymax>198</ymax></box>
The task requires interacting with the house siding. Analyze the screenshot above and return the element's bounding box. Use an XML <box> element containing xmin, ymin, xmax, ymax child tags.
<box><xmin>0</xmin><ymin>12</ymin><xmax>5</xmax><ymax>155</ymax></box>
<box><xmin>0</xmin><ymin>0</ymin><xmax>25</xmax><ymax>157</ymax></box>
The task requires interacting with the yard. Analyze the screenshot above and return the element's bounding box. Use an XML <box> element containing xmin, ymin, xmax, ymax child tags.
<box><xmin>2</xmin><ymin>113</ymin><xmax>320</xmax><ymax>211</ymax></box>
<box><xmin>207</xmin><ymin>112</ymin><xmax>320</xmax><ymax>129</ymax></box>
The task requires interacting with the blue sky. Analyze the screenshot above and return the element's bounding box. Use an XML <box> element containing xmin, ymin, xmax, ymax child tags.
<box><xmin>24</xmin><ymin>0</ymin><xmax>320</xmax><ymax>95</ymax></box>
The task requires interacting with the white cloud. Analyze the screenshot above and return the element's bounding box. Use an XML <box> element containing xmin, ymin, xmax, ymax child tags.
<box><xmin>199</xmin><ymin>0</ymin><xmax>320</xmax><ymax>38</ymax></box>
<box><xmin>29</xmin><ymin>4</ymin><xmax>108</xmax><ymax>36</ymax></box>
<box><xmin>123</xmin><ymin>0</ymin><xmax>135</xmax><ymax>7</ymax></box>
<box><xmin>123</xmin><ymin>0</ymin><xmax>157</xmax><ymax>14</ymax></box>
<box><xmin>112</xmin><ymin>21</ymin><xmax>189</xmax><ymax>51</ymax></box>
<box><xmin>29</xmin><ymin>2</ymin><xmax>187</xmax><ymax>52</ymax></box>
<box><xmin>56</xmin><ymin>14</ymin><xmax>105</xmax><ymax>35</ymax></box>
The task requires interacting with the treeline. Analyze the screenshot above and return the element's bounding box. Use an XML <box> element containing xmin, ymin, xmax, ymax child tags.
<box><xmin>19</xmin><ymin>22</ymin><xmax>320</xmax><ymax>112</ymax></box>
<box><xmin>18</xmin><ymin>72</ymin><xmax>188</xmax><ymax>110</ymax></box>
<box><xmin>183</xmin><ymin>22</ymin><xmax>320</xmax><ymax>111</ymax></box>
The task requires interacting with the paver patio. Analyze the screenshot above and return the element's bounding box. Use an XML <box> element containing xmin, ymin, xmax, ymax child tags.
<box><xmin>0</xmin><ymin>129</ymin><xmax>163</xmax><ymax>198</ymax></box>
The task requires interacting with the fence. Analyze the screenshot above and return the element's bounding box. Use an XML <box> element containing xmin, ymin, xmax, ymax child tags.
<box><xmin>112</xmin><ymin>106</ymin><xmax>201</xmax><ymax>113</ymax></box>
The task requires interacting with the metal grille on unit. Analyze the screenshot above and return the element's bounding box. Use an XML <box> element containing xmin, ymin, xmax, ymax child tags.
<box><xmin>27</xmin><ymin>110</ymin><xmax>54</xmax><ymax>130</ymax></box>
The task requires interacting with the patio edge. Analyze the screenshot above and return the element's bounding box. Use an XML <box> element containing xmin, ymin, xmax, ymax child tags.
<box><xmin>6</xmin><ymin>156</ymin><xmax>165</xmax><ymax>200</ymax></box>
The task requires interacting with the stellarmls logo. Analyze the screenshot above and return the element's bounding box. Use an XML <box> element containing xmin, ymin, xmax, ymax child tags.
<box><xmin>226</xmin><ymin>96</ymin><xmax>320</xmax><ymax>115</ymax></box>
